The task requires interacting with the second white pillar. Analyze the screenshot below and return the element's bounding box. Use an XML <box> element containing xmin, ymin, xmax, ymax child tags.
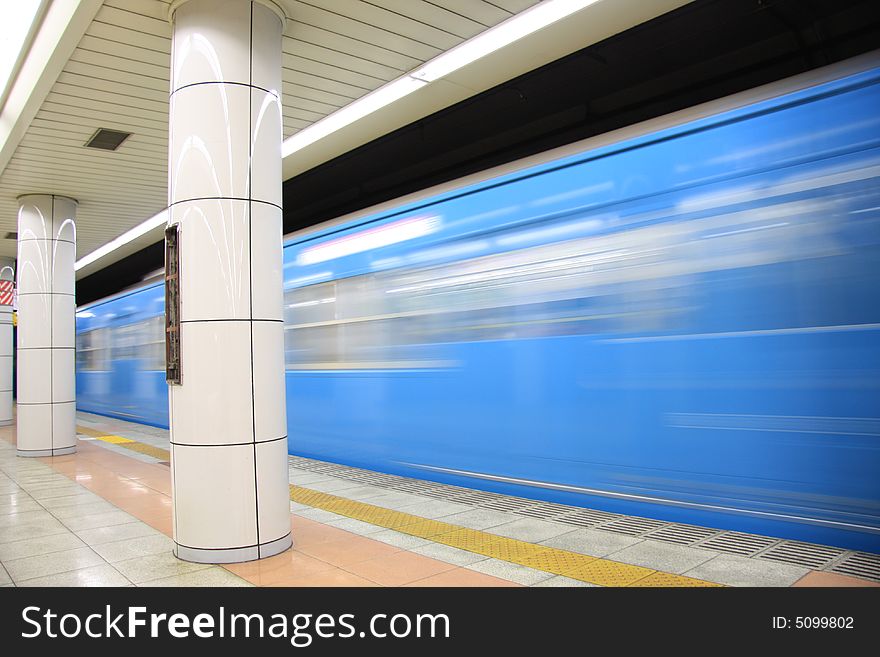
<box><xmin>16</xmin><ymin>194</ymin><xmax>77</xmax><ymax>457</ymax></box>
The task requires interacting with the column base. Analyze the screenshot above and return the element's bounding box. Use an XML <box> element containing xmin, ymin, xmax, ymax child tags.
<box><xmin>174</xmin><ymin>532</ymin><xmax>293</xmax><ymax>564</ymax></box>
<box><xmin>17</xmin><ymin>445</ymin><xmax>77</xmax><ymax>457</ymax></box>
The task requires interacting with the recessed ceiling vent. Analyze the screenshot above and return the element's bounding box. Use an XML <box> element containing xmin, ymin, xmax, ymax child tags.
<box><xmin>4</xmin><ymin>232</ymin><xmax>16</xmax><ymax>240</ymax></box>
<box><xmin>85</xmin><ymin>128</ymin><xmax>131</xmax><ymax>151</ymax></box>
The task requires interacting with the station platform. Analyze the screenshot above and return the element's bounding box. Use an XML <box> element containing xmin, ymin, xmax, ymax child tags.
<box><xmin>1</xmin><ymin>412</ymin><xmax>878</xmax><ymax>588</ymax></box>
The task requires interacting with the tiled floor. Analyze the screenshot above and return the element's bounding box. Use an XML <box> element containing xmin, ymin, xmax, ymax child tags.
<box><xmin>2</xmin><ymin>413</ymin><xmax>878</xmax><ymax>587</ymax></box>
<box><xmin>0</xmin><ymin>420</ymin><xmax>515</xmax><ymax>587</ymax></box>
<box><xmin>0</xmin><ymin>439</ymin><xmax>247</xmax><ymax>586</ymax></box>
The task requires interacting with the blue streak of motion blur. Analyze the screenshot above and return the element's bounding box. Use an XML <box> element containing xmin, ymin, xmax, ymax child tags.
<box><xmin>76</xmin><ymin>63</ymin><xmax>880</xmax><ymax>551</ymax></box>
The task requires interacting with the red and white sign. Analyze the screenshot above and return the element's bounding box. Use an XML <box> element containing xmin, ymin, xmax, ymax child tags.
<box><xmin>0</xmin><ymin>280</ymin><xmax>14</xmax><ymax>306</ymax></box>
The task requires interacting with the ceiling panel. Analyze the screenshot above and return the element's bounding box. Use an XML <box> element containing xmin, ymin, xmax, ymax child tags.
<box><xmin>0</xmin><ymin>0</ymin><xmax>548</xmax><ymax>262</ymax></box>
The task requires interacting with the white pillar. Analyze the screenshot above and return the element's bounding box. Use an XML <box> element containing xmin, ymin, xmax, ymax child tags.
<box><xmin>0</xmin><ymin>257</ymin><xmax>14</xmax><ymax>426</ymax></box>
<box><xmin>16</xmin><ymin>194</ymin><xmax>77</xmax><ymax>457</ymax></box>
<box><xmin>168</xmin><ymin>0</ymin><xmax>290</xmax><ymax>563</ymax></box>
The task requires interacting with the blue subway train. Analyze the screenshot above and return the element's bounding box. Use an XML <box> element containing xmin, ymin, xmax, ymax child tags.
<box><xmin>76</xmin><ymin>59</ymin><xmax>880</xmax><ymax>552</ymax></box>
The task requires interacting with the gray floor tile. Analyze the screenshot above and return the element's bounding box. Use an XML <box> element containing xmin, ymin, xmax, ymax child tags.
<box><xmin>112</xmin><ymin>551</ymin><xmax>213</xmax><ymax>584</ymax></box>
<box><xmin>466</xmin><ymin>558</ymin><xmax>555</xmax><ymax>585</ymax></box>
<box><xmin>16</xmin><ymin>477</ymin><xmax>72</xmax><ymax>489</ymax></box>
<box><xmin>17</xmin><ymin>476</ymin><xmax>77</xmax><ymax>489</ymax></box>
<box><xmin>0</xmin><ymin>509</ymin><xmax>57</xmax><ymax>529</ymax></box>
<box><xmin>361</xmin><ymin>492</ymin><xmax>430</xmax><ymax>510</ymax></box>
<box><xmin>75</xmin><ymin>521</ymin><xmax>161</xmax><ymax>545</ymax></box>
<box><xmin>605</xmin><ymin>540</ymin><xmax>718</xmax><ymax>574</ymax></box>
<box><xmin>682</xmin><ymin>553</ymin><xmax>810</xmax><ymax>587</ymax></box>
<box><xmin>289</xmin><ymin>474</ymin><xmax>336</xmax><ymax>486</ymax></box>
<box><xmin>533</xmin><ymin>575</ymin><xmax>598</xmax><ymax>587</ymax></box>
<box><xmin>90</xmin><ymin>534</ymin><xmax>174</xmax><ymax>563</ymax></box>
<box><xmin>139</xmin><ymin>567</ymin><xmax>253</xmax><ymax>587</ymax></box>
<box><xmin>12</xmin><ymin>470</ymin><xmax>66</xmax><ymax>481</ymax></box>
<box><xmin>4</xmin><ymin>546</ymin><xmax>105</xmax><ymax>583</ymax></box>
<box><xmin>0</xmin><ymin>518</ymin><xmax>69</xmax><ymax>544</ymax></box>
<box><xmin>18</xmin><ymin>564</ymin><xmax>131</xmax><ymax>587</ymax></box>
<box><xmin>0</xmin><ymin>531</ymin><xmax>87</xmax><ymax>561</ymax></box>
<box><xmin>37</xmin><ymin>492</ymin><xmax>104</xmax><ymax>508</ymax></box>
<box><xmin>395</xmin><ymin>499</ymin><xmax>473</xmax><ymax>519</ymax></box>
<box><xmin>293</xmin><ymin>508</ymin><xmax>346</xmax><ymax>523</ymax></box>
<box><xmin>439</xmin><ymin>508</ymin><xmax>521</xmax><ymax>530</ymax></box>
<box><xmin>486</xmin><ymin>517</ymin><xmax>577</xmax><ymax>543</ymax></box>
<box><xmin>325</xmin><ymin>517</ymin><xmax>387</xmax><ymax>536</ymax></box>
<box><xmin>369</xmin><ymin>529</ymin><xmax>432</xmax><ymax>550</ymax></box>
<box><xmin>303</xmin><ymin>478</ymin><xmax>365</xmax><ymax>493</ymax></box>
<box><xmin>411</xmin><ymin>543</ymin><xmax>489</xmax><ymax>566</ymax></box>
<box><xmin>0</xmin><ymin>563</ymin><xmax>10</xmax><ymax>585</ymax></box>
<box><xmin>540</xmin><ymin>528</ymin><xmax>643</xmax><ymax>558</ymax></box>
<box><xmin>51</xmin><ymin>500</ymin><xmax>120</xmax><ymax>519</ymax></box>
<box><xmin>29</xmin><ymin>485</ymin><xmax>88</xmax><ymax>501</ymax></box>
<box><xmin>0</xmin><ymin>499</ymin><xmax>42</xmax><ymax>516</ymax></box>
<box><xmin>330</xmin><ymin>485</ymin><xmax>389</xmax><ymax>501</ymax></box>
<box><xmin>61</xmin><ymin>510</ymin><xmax>137</xmax><ymax>531</ymax></box>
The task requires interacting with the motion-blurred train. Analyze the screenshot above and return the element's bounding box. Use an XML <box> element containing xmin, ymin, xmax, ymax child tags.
<box><xmin>76</xmin><ymin>57</ymin><xmax>880</xmax><ymax>551</ymax></box>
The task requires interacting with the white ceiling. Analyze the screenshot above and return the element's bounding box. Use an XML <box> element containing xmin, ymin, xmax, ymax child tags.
<box><xmin>0</xmin><ymin>0</ymin><xmax>688</xmax><ymax>274</ymax></box>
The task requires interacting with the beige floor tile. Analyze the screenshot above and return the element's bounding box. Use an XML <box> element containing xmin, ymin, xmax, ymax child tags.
<box><xmin>4</xmin><ymin>546</ymin><xmax>105</xmax><ymax>583</ymax></box>
<box><xmin>140</xmin><ymin>567</ymin><xmax>253</xmax><ymax>587</ymax></box>
<box><xmin>0</xmin><ymin>518</ymin><xmax>69</xmax><ymax>544</ymax></box>
<box><xmin>18</xmin><ymin>563</ymin><xmax>131</xmax><ymax>587</ymax></box>
<box><xmin>112</xmin><ymin>550</ymin><xmax>213</xmax><ymax>584</ymax></box>
<box><xmin>0</xmin><ymin>532</ymin><xmax>87</xmax><ymax>561</ymax></box>
<box><xmin>61</xmin><ymin>510</ymin><xmax>138</xmax><ymax>532</ymax></box>
<box><xmin>90</xmin><ymin>534</ymin><xmax>174</xmax><ymax>563</ymax></box>
<box><xmin>75</xmin><ymin>521</ymin><xmax>162</xmax><ymax>545</ymax></box>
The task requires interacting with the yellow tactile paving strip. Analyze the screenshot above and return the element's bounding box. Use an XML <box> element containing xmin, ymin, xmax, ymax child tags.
<box><xmin>77</xmin><ymin>426</ymin><xmax>719</xmax><ymax>587</ymax></box>
<box><xmin>77</xmin><ymin>425</ymin><xmax>172</xmax><ymax>461</ymax></box>
<box><xmin>289</xmin><ymin>485</ymin><xmax>721</xmax><ymax>587</ymax></box>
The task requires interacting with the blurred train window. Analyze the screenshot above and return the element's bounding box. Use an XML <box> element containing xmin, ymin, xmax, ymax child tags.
<box><xmin>284</xmin><ymin>282</ymin><xmax>339</xmax><ymax>366</ymax></box>
<box><xmin>145</xmin><ymin>315</ymin><xmax>165</xmax><ymax>370</ymax></box>
<box><xmin>112</xmin><ymin>322</ymin><xmax>142</xmax><ymax>360</ymax></box>
<box><xmin>282</xmin><ymin>172</ymin><xmax>864</xmax><ymax>369</ymax></box>
<box><xmin>76</xmin><ymin>328</ymin><xmax>110</xmax><ymax>371</ymax></box>
<box><xmin>104</xmin><ymin>319</ymin><xmax>165</xmax><ymax>369</ymax></box>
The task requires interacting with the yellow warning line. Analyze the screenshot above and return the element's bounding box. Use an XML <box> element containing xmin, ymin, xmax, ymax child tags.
<box><xmin>74</xmin><ymin>425</ymin><xmax>720</xmax><ymax>586</ymax></box>
<box><xmin>77</xmin><ymin>426</ymin><xmax>171</xmax><ymax>461</ymax></box>
<box><xmin>290</xmin><ymin>485</ymin><xmax>721</xmax><ymax>587</ymax></box>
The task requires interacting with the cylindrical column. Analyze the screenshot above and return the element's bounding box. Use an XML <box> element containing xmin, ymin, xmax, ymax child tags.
<box><xmin>167</xmin><ymin>0</ymin><xmax>290</xmax><ymax>563</ymax></box>
<box><xmin>0</xmin><ymin>257</ymin><xmax>14</xmax><ymax>426</ymax></box>
<box><xmin>16</xmin><ymin>194</ymin><xmax>77</xmax><ymax>457</ymax></box>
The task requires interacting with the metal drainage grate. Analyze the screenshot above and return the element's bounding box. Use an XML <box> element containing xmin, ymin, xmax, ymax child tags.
<box><xmin>480</xmin><ymin>496</ymin><xmax>542</xmax><ymax>513</ymax></box>
<box><xmin>418</xmin><ymin>484</ymin><xmax>472</xmax><ymax>500</ymax></box>
<box><xmin>555</xmin><ymin>508</ymin><xmax>620</xmax><ymax>528</ymax></box>
<box><xmin>303</xmin><ymin>463</ymin><xmax>343</xmax><ymax>474</ymax></box>
<box><xmin>829</xmin><ymin>552</ymin><xmax>880</xmax><ymax>582</ymax></box>
<box><xmin>514</xmin><ymin>502</ymin><xmax>574</xmax><ymax>520</ymax></box>
<box><xmin>645</xmin><ymin>523</ymin><xmax>722</xmax><ymax>546</ymax></box>
<box><xmin>365</xmin><ymin>474</ymin><xmax>409</xmax><ymax>487</ymax></box>
<box><xmin>447</xmin><ymin>490</ymin><xmax>503</xmax><ymax>506</ymax></box>
<box><xmin>388</xmin><ymin>480</ymin><xmax>445</xmax><ymax>495</ymax></box>
<box><xmin>599</xmin><ymin>515</ymin><xmax>667</xmax><ymax>536</ymax></box>
<box><xmin>757</xmin><ymin>541</ymin><xmax>846</xmax><ymax>570</ymax></box>
<box><xmin>699</xmin><ymin>531</ymin><xmax>780</xmax><ymax>556</ymax></box>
